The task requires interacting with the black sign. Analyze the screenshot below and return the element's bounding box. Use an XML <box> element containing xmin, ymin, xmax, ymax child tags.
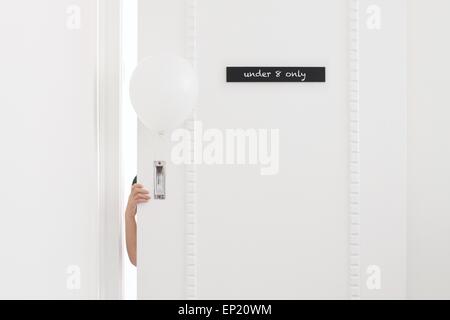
<box><xmin>226</xmin><ymin>67</ymin><xmax>326</xmax><ymax>83</ymax></box>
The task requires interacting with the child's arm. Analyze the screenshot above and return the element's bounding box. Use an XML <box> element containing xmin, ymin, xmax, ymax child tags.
<box><xmin>125</xmin><ymin>183</ymin><xmax>150</xmax><ymax>266</ymax></box>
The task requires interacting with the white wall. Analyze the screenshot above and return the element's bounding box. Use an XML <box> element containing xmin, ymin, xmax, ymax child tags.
<box><xmin>407</xmin><ymin>0</ymin><xmax>450</xmax><ymax>299</ymax></box>
<box><xmin>138</xmin><ymin>0</ymin><xmax>349</xmax><ymax>299</ymax></box>
<box><xmin>358</xmin><ymin>0</ymin><xmax>407</xmax><ymax>299</ymax></box>
<box><xmin>0</xmin><ymin>0</ymin><xmax>99</xmax><ymax>299</ymax></box>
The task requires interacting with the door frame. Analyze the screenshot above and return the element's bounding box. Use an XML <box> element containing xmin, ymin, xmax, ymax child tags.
<box><xmin>97</xmin><ymin>0</ymin><xmax>123</xmax><ymax>300</ymax></box>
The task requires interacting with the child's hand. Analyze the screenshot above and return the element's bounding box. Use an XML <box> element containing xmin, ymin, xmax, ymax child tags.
<box><xmin>125</xmin><ymin>184</ymin><xmax>150</xmax><ymax>218</ymax></box>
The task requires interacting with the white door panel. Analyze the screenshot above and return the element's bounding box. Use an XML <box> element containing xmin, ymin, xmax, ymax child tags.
<box><xmin>195</xmin><ymin>0</ymin><xmax>349</xmax><ymax>299</ymax></box>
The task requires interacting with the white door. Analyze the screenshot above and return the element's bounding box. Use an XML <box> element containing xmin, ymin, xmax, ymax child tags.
<box><xmin>136</xmin><ymin>0</ymin><xmax>450</xmax><ymax>300</ymax></box>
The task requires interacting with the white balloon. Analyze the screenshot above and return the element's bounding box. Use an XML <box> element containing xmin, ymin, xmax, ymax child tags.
<box><xmin>129</xmin><ymin>54</ymin><xmax>198</xmax><ymax>132</ymax></box>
